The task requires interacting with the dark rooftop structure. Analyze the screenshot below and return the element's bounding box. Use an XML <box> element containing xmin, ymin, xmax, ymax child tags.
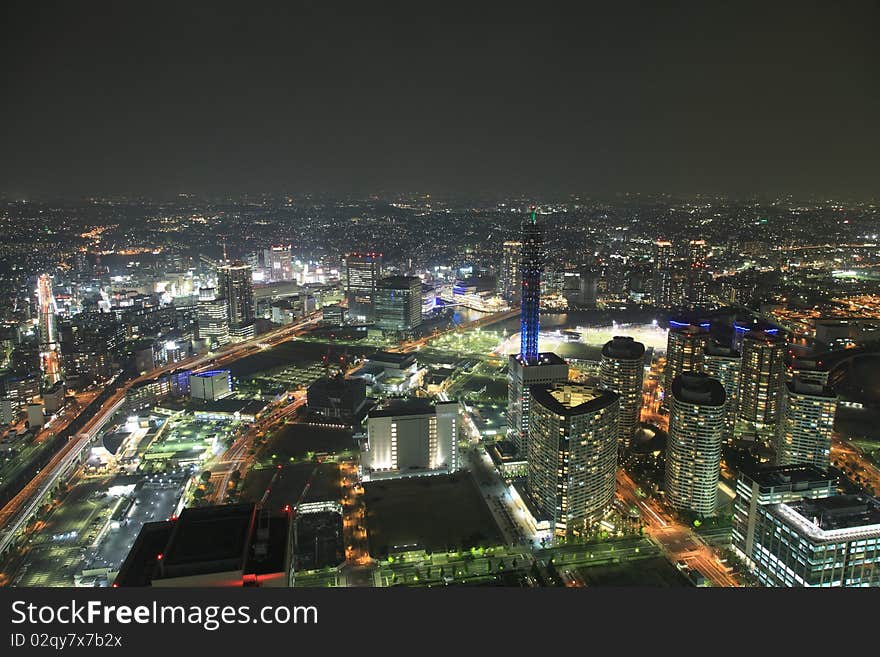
<box><xmin>529</xmin><ymin>383</ymin><xmax>619</xmax><ymax>417</ymax></box>
<box><xmin>367</xmin><ymin>398</ymin><xmax>439</xmax><ymax>419</ymax></box>
<box><xmin>367</xmin><ymin>350</ymin><xmax>417</xmax><ymax>368</ymax></box>
<box><xmin>601</xmin><ymin>336</ymin><xmax>646</xmax><ymax>360</ymax></box>
<box><xmin>671</xmin><ymin>372</ymin><xmax>726</xmax><ymax>406</ymax></box>
<box><xmin>114</xmin><ymin>503</ymin><xmax>291</xmax><ymax>587</ymax></box>
<box><xmin>741</xmin><ymin>464</ymin><xmax>835</xmax><ymax>491</ymax></box>
<box><xmin>789</xmin><ymin>495</ymin><xmax>880</xmax><ymax>531</ymax></box>
<box><xmin>513</xmin><ymin>351</ymin><xmax>567</xmax><ymax>368</ymax></box>
<box><xmin>704</xmin><ymin>341</ymin><xmax>740</xmax><ymax>358</ymax></box>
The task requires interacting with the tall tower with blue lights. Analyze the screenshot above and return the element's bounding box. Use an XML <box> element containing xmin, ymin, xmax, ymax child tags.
<box><xmin>507</xmin><ymin>206</ymin><xmax>568</xmax><ymax>456</ymax></box>
<box><xmin>519</xmin><ymin>206</ymin><xmax>543</xmax><ymax>362</ymax></box>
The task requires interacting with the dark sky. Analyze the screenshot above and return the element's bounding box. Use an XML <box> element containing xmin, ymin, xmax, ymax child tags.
<box><xmin>2</xmin><ymin>1</ymin><xmax>878</xmax><ymax>199</ymax></box>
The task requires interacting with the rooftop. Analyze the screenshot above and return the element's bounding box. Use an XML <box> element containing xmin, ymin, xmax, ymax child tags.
<box><xmin>530</xmin><ymin>383</ymin><xmax>618</xmax><ymax>416</ymax></box>
<box><xmin>602</xmin><ymin>336</ymin><xmax>646</xmax><ymax>360</ymax></box>
<box><xmin>742</xmin><ymin>464</ymin><xmax>834</xmax><ymax>490</ymax></box>
<box><xmin>777</xmin><ymin>495</ymin><xmax>880</xmax><ymax>539</ymax></box>
<box><xmin>671</xmin><ymin>372</ymin><xmax>725</xmax><ymax>406</ymax></box>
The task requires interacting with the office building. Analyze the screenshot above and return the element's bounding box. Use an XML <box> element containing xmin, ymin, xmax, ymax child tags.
<box><xmin>775</xmin><ymin>379</ymin><xmax>837</xmax><ymax>469</ymax></box>
<box><xmin>737</xmin><ymin>330</ymin><xmax>786</xmax><ymax>428</ymax></box>
<box><xmin>189</xmin><ymin>370</ymin><xmax>233</xmax><ymax>401</ymax></box>
<box><xmin>527</xmin><ymin>383</ymin><xmax>619</xmax><ymax>535</ymax></box>
<box><xmin>686</xmin><ymin>239</ymin><xmax>710</xmax><ymax>308</ymax></box>
<box><xmin>196</xmin><ymin>287</ymin><xmax>230</xmax><ymax>347</ymax></box>
<box><xmin>740</xmin><ymin>489</ymin><xmax>880</xmax><ymax>587</ymax></box>
<box><xmin>344</xmin><ymin>252</ymin><xmax>382</xmax><ymax>322</ymax></box>
<box><xmin>599</xmin><ymin>336</ymin><xmax>645</xmax><ymax>447</ymax></box>
<box><xmin>665</xmin><ymin>373</ymin><xmax>726</xmax><ymax>517</ymax></box>
<box><xmin>306</xmin><ymin>376</ymin><xmax>367</xmax><ymax>422</ymax></box>
<box><xmin>663</xmin><ymin>322</ymin><xmax>708</xmax><ymax>407</ymax></box>
<box><xmin>264</xmin><ymin>244</ymin><xmax>293</xmax><ymax>282</ymax></box>
<box><xmin>498</xmin><ymin>240</ymin><xmax>522</xmax><ymax>302</ymax></box>
<box><xmin>703</xmin><ymin>342</ymin><xmax>741</xmax><ymax>441</ymax></box>
<box><xmin>733</xmin><ymin>464</ymin><xmax>837</xmax><ymax>568</ymax></box>
<box><xmin>217</xmin><ymin>262</ymin><xmax>255</xmax><ymax>339</ymax></box>
<box><xmin>653</xmin><ymin>240</ymin><xmax>686</xmax><ymax>308</ymax></box>
<box><xmin>374</xmin><ymin>276</ymin><xmax>422</xmax><ymax>333</ymax></box>
<box><xmin>362</xmin><ymin>399</ymin><xmax>460</xmax><ymax>480</ymax></box>
<box><xmin>36</xmin><ymin>273</ymin><xmax>61</xmax><ymax>384</ymax></box>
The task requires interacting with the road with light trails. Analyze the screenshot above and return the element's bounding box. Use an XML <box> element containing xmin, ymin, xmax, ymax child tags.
<box><xmin>0</xmin><ymin>311</ymin><xmax>322</xmax><ymax>557</ymax></box>
<box><xmin>616</xmin><ymin>470</ymin><xmax>739</xmax><ymax>587</ymax></box>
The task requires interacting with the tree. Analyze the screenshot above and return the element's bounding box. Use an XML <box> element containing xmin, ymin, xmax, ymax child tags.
<box><xmin>200</xmin><ymin>470</ymin><xmax>212</xmax><ymax>484</ymax></box>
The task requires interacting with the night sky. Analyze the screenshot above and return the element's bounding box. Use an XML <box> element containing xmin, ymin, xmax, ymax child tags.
<box><xmin>2</xmin><ymin>1</ymin><xmax>878</xmax><ymax>199</ymax></box>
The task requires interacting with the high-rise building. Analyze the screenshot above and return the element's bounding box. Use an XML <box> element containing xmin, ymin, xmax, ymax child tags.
<box><xmin>732</xmin><ymin>464</ymin><xmax>836</xmax><ymax>571</ymax></box>
<box><xmin>737</xmin><ymin>330</ymin><xmax>786</xmax><ymax>428</ymax></box>
<box><xmin>528</xmin><ymin>383</ymin><xmax>619</xmax><ymax>535</ymax></box>
<box><xmin>217</xmin><ymin>262</ymin><xmax>255</xmax><ymax>339</ymax></box>
<box><xmin>374</xmin><ymin>276</ymin><xmax>422</xmax><ymax>333</ymax></box>
<box><xmin>599</xmin><ymin>336</ymin><xmax>645</xmax><ymax>447</ymax></box>
<box><xmin>344</xmin><ymin>252</ymin><xmax>382</xmax><ymax>322</ymax></box>
<box><xmin>36</xmin><ymin>273</ymin><xmax>61</xmax><ymax>384</ymax></box>
<box><xmin>775</xmin><ymin>379</ymin><xmax>837</xmax><ymax>469</ymax></box>
<box><xmin>58</xmin><ymin>311</ymin><xmax>124</xmax><ymax>389</ymax></box>
<box><xmin>663</xmin><ymin>323</ymin><xmax>709</xmax><ymax>408</ymax></box>
<box><xmin>506</xmin><ymin>207</ymin><xmax>569</xmax><ymax>455</ymax></box>
<box><xmin>508</xmin><ymin>352</ymin><xmax>569</xmax><ymax>455</ymax></box>
<box><xmin>686</xmin><ymin>239</ymin><xmax>710</xmax><ymax>308</ymax></box>
<box><xmin>189</xmin><ymin>369</ymin><xmax>233</xmax><ymax>401</ymax></box>
<box><xmin>664</xmin><ymin>373</ymin><xmax>726</xmax><ymax>517</ymax></box>
<box><xmin>653</xmin><ymin>240</ymin><xmax>686</xmax><ymax>308</ymax></box>
<box><xmin>263</xmin><ymin>244</ymin><xmax>294</xmax><ymax>282</ymax></box>
<box><xmin>196</xmin><ymin>287</ymin><xmax>230</xmax><ymax>347</ymax></box>
<box><xmin>362</xmin><ymin>399</ymin><xmax>460</xmax><ymax>481</ymax></box>
<box><xmin>498</xmin><ymin>240</ymin><xmax>522</xmax><ymax>302</ymax></box>
<box><xmin>742</xmin><ymin>492</ymin><xmax>880</xmax><ymax>587</ymax></box>
<box><xmin>703</xmin><ymin>342</ymin><xmax>741</xmax><ymax>442</ymax></box>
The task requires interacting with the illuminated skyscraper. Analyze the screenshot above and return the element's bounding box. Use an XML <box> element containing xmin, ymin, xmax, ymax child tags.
<box><xmin>665</xmin><ymin>373</ymin><xmax>726</xmax><ymax>517</ymax></box>
<box><xmin>703</xmin><ymin>342</ymin><xmax>741</xmax><ymax>442</ymax></box>
<box><xmin>196</xmin><ymin>287</ymin><xmax>230</xmax><ymax>347</ymax></box>
<box><xmin>686</xmin><ymin>239</ymin><xmax>710</xmax><ymax>308</ymax></box>
<box><xmin>36</xmin><ymin>273</ymin><xmax>61</xmax><ymax>384</ymax></box>
<box><xmin>263</xmin><ymin>244</ymin><xmax>293</xmax><ymax>282</ymax></box>
<box><xmin>217</xmin><ymin>261</ymin><xmax>255</xmax><ymax>341</ymax></box>
<box><xmin>374</xmin><ymin>276</ymin><xmax>422</xmax><ymax>333</ymax></box>
<box><xmin>507</xmin><ymin>207</ymin><xmax>568</xmax><ymax>455</ymax></box>
<box><xmin>663</xmin><ymin>322</ymin><xmax>709</xmax><ymax>409</ymax></box>
<box><xmin>599</xmin><ymin>336</ymin><xmax>645</xmax><ymax>447</ymax></box>
<box><xmin>344</xmin><ymin>252</ymin><xmax>382</xmax><ymax>322</ymax></box>
<box><xmin>775</xmin><ymin>378</ymin><xmax>837</xmax><ymax>469</ymax></box>
<box><xmin>528</xmin><ymin>383</ymin><xmax>619</xmax><ymax>535</ymax></box>
<box><xmin>498</xmin><ymin>240</ymin><xmax>522</xmax><ymax>302</ymax></box>
<box><xmin>520</xmin><ymin>207</ymin><xmax>543</xmax><ymax>362</ymax></box>
<box><xmin>653</xmin><ymin>240</ymin><xmax>685</xmax><ymax>308</ymax></box>
<box><xmin>737</xmin><ymin>330</ymin><xmax>786</xmax><ymax>428</ymax></box>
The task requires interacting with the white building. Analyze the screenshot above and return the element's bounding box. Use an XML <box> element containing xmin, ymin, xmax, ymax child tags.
<box><xmin>775</xmin><ymin>378</ymin><xmax>837</xmax><ymax>469</ymax></box>
<box><xmin>665</xmin><ymin>372</ymin><xmax>726</xmax><ymax>517</ymax></box>
<box><xmin>189</xmin><ymin>370</ymin><xmax>233</xmax><ymax>402</ymax></box>
<box><xmin>362</xmin><ymin>400</ymin><xmax>460</xmax><ymax>481</ymax></box>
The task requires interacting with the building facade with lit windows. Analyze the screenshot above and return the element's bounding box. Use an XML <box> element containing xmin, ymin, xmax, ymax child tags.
<box><xmin>664</xmin><ymin>373</ymin><xmax>726</xmax><ymax>517</ymax></box>
<box><xmin>361</xmin><ymin>399</ymin><xmax>460</xmax><ymax>481</ymax></box>
<box><xmin>196</xmin><ymin>287</ymin><xmax>230</xmax><ymax>347</ymax></box>
<box><xmin>508</xmin><ymin>352</ymin><xmax>569</xmax><ymax>455</ymax></box>
<box><xmin>732</xmin><ymin>464</ymin><xmax>837</xmax><ymax>568</ymax></box>
<box><xmin>599</xmin><ymin>336</ymin><xmax>645</xmax><ymax>447</ymax></box>
<box><xmin>775</xmin><ymin>378</ymin><xmax>837</xmax><ymax>469</ymax></box>
<box><xmin>498</xmin><ymin>240</ymin><xmax>522</xmax><ymax>302</ymax></box>
<box><xmin>663</xmin><ymin>322</ymin><xmax>709</xmax><ymax>409</ymax></box>
<box><xmin>527</xmin><ymin>383</ymin><xmax>619</xmax><ymax>536</ymax></box>
<box><xmin>344</xmin><ymin>252</ymin><xmax>382</xmax><ymax>322</ymax></box>
<box><xmin>703</xmin><ymin>342</ymin><xmax>741</xmax><ymax>442</ymax></box>
<box><xmin>217</xmin><ymin>261</ymin><xmax>255</xmax><ymax>341</ymax></box>
<box><xmin>374</xmin><ymin>276</ymin><xmax>422</xmax><ymax>333</ymax></box>
<box><xmin>737</xmin><ymin>330</ymin><xmax>786</xmax><ymax>428</ymax></box>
